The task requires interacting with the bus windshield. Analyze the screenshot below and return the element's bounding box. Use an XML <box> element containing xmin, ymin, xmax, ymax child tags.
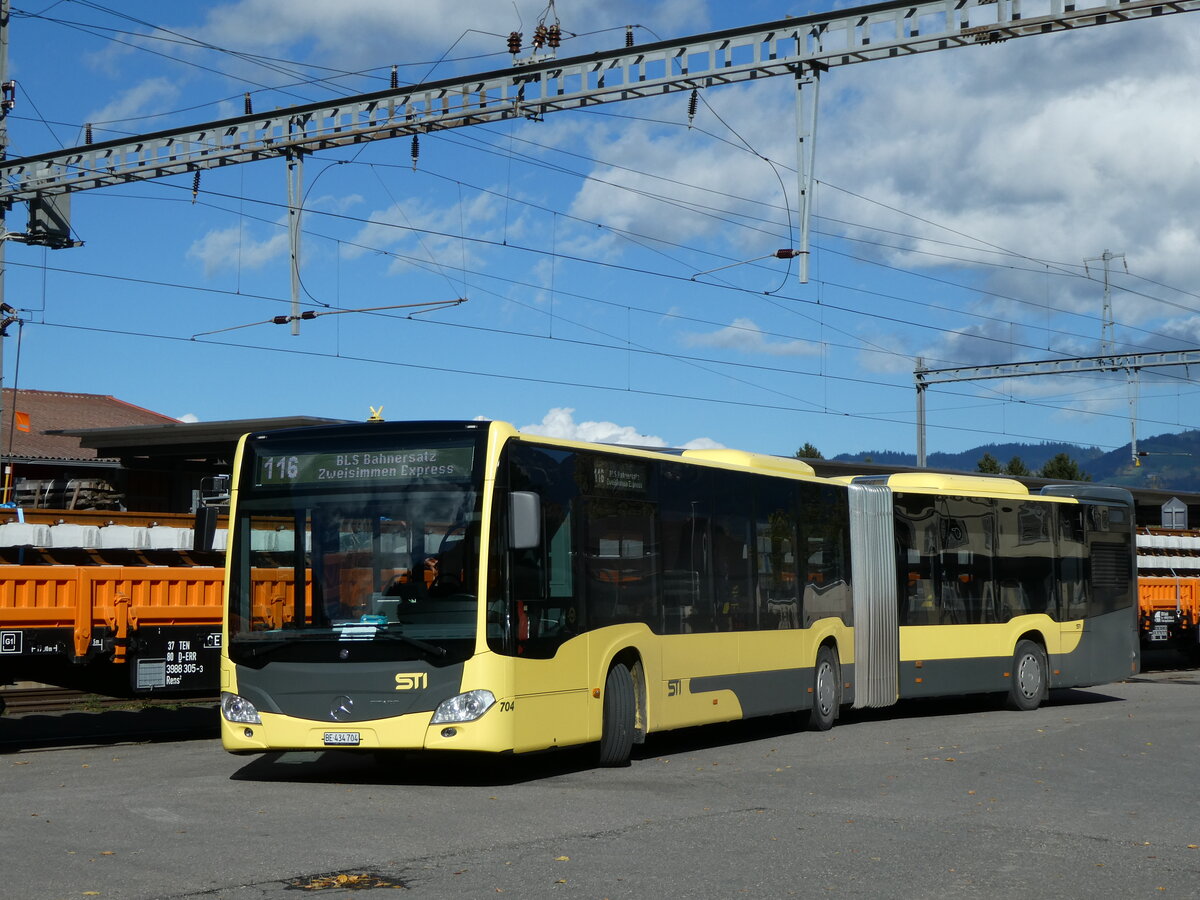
<box><xmin>226</xmin><ymin>432</ymin><xmax>484</xmax><ymax>665</ymax></box>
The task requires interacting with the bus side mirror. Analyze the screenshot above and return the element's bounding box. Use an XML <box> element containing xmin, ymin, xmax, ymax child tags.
<box><xmin>509</xmin><ymin>491</ymin><xmax>541</xmax><ymax>550</ymax></box>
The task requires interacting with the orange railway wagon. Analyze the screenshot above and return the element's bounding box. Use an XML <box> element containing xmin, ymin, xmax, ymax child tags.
<box><xmin>0</xmin><ymin>509</ymin><xmax>412</xmax><ymax>697</ymax></box>
<box><xmin>1135</xmin><ymin>528</ymin><xmax>1200</xmax><ymax>662</ymax></box>
<box><xmin>1137</xmin><ymin>577</ymin><xmax>1200</xmax><ymax>663</ymax></box>
<box><xmin>0</xmin><ymin>565</ymin><xmax>226</xmax><ymax>697</ymax></box>
<box><xmin>0</xmin><ymin>511</ymin><xmax>228</xmax><ymax>696</ymax></box>
<box><xmin>0</xmin><ymin>564</ymin><xmax>322</xmax><ymax>697</ymax></box>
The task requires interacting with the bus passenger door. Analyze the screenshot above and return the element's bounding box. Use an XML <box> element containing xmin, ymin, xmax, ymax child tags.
<box><xmin>505</xmin><ymin>491</ymin><xmax>591</xmax><ymax>752</ymax></box>
<box><xmin>659</xmin><ymin>488</ymin><xmax>741</xmax><ymax>730</ymax></box>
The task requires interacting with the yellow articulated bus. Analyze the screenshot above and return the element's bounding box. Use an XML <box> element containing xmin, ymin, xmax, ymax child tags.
<box><xmin>219</xmin><ymin>420</ymin><xmax>1139</xmax><ymax>765</ymax></box>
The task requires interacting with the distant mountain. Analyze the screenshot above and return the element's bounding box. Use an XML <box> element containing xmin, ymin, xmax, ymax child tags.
<box><xmin>831</xmin><ymin>430</ymin><xmax>1200</xmax><ymax>492</ymax></box>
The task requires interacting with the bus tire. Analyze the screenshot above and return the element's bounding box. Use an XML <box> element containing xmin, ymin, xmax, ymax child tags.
<box><xmin>597</xmin><ymin>661</ymin><xmax>636</xmax><ymax>767</ymax></box>
<box><xmin>809</xmin><ymin>645</ymin><xmax>840</xmax><ymax>732</ymax></box>
<box><xmin>1006</xmin><ymin>639</ymin><xmax>1047</xmax><ymax>711</ymax></box>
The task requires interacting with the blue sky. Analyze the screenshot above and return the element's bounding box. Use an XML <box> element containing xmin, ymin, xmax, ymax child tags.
<box><xmin>3</xmin><ymin>0</ymin><xmax>1199</xmax><ymax>460</ymax></box>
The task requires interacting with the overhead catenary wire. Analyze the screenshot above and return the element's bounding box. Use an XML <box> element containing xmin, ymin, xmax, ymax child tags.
<box><xmin>14</xmin><ymin>164</ymin><xmax>1195</xmax><ymax>422</ymax></box>
<box><xmin>11</xmin><ymin>237</ymin><xmax>1197</xmax><ymax>437</ymax></box>
<box><xmin>190</xmin><ymin>298</ymin><xmax>466</xmax><ymax>338</ymax></box>
<box><xmin>36</xmin><ymin>315</ymin><xmax>1193</xmax><ymax>452</ymax></box>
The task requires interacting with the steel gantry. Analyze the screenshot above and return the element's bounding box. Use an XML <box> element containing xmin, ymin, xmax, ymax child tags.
<box><xmin>3</xmin><ymin>0</ymin><xmax>1199</xmax><ymax>255</ymax></box>
<box><xmin>914</xmin><ymin>350</ymin><xmax>1200</xmax><ymax>466</ymax></box>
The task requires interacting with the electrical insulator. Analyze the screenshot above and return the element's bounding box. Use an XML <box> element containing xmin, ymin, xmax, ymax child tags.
<box><xmin>533</xmin><ymin>24</ymin><xmax>548</xmax><ymax>49</ymax></box>
<box><xmin>773</xmin><ymin>249</ymin><xmax>799</xmax><ymax>259</ymax></box>
<box><xmin>507</xmin><ymin>31</ymin><xmax>522</xmax><ymax>54</ymax></box>
<box><xmin>244</xmin><ymin>92</ymin><xmax>252</xmax><ymax>115</ymax></box>
<box><xmin>1</xmin><ymin>80</ymin><xmax>15</xmax><ymax>113</ymax></box>
<box><xmin>547</xmin><ymin>24</ymin><xmax>561</xmax><ymax>48</ymax></box>
<box><xmin>687</xmin><ymin>89</ymin><xmax>698</xmax><ymax>127</ymax></box>
<box><xmin>411</xmin><ymin>134</ymin><xmax>419</xmax><ymax>170</ymax></box>
<box><xmin>625</xmin><ymin>26</ymin><xmax>634</xmax><ymax>47</ymax></box>
<box><xmin>84</xmin><ymin>123</ymin><xmax>93</xmax><ymax>145</ymax></box>
<box><xmin>191</xmin><ymin>171</ymin><xmax>201</xmax><ymax>204</ymax></box>
<box><xmin>390</xmin><ymin>66</ymin><xmax>398</xmax><ymax>90</ymax></box>
<box><xmin>272</xmin><ymin>311</ymin><xmax>317</xmax><ymax>326</ymax></box>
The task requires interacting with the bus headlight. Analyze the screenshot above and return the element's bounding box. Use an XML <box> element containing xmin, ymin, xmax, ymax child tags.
<box><xmin>221</xmin><ymin>691</ymin><xmax>262</xmax><ymax>725</ymax></box>
<box><xmin>431</xmin><ymin>689</ymin><xmax>495</xmax><ymax>724</ymax></box>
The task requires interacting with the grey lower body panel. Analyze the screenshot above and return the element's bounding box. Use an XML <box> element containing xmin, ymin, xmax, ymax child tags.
<box><xmin>690</xmin><ymin>664</ymin><xmax>857</xmax><ymax>719</ymax></box>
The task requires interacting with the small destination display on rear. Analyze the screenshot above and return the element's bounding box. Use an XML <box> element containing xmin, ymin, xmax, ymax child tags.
<box><xmin>255</xmin><ymin>446</ymin><xmax>474</xmax><ymax>487</ymax></box>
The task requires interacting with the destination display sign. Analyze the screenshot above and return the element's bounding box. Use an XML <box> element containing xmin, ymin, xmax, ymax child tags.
<box><xmin>254</xmin><ymin>445</ymin><xmax>475</xmax><ymax>487</ymax></box>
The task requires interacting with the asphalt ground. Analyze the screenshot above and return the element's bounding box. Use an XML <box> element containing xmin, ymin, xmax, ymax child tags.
<box><xmin>2</xmin><ymin>654</ymin><xmax>1198</xmax><ymax>899</ymax></box>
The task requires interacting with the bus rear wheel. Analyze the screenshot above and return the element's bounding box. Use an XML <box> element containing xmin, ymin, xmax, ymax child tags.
<box><xmin>1006</xmin><ymin>640</ymin><xmax>1047</xmax><ymax>711</ymax></box>
<box><xmin>597</xmin><ymin>661</ymin><xmax>636</xmax><ymax>767</ymax></box>
<box><xmin>808</xmin><ymin>645</ymin><xmax>840</xmax><ymax>732</ymax></box>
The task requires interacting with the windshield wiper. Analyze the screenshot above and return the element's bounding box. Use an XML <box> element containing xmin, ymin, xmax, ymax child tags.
<box><xmin>232</xmin><ymin>627</ymin><xmax>447</xmax><ymax>660</ymax></box>
<box><xmin>377</xmin><ymin>629</ymin><xmax>448</xmax><ymax>658</ymax></box>
<box><xmin>231</xmin><ymin>637</ymin><xmax>294</xmax><ymax>659</ymax></box>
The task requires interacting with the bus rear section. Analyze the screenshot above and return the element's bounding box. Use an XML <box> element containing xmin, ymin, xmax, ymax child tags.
<box><xmin>878</xmin><ymin>477</ymin><xmax>1139</xmax><ymax>705</ymax></box>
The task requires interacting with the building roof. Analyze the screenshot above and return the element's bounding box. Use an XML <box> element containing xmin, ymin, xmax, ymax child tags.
<box><xmin>0</xmin><ymin>389</ymin><xmax>179</xmax><ymax>463</ymax></box>
<box><xmin>61</xmin><ymin>416</ymin><xmax>352</xmax><ymax>467</ymax></box>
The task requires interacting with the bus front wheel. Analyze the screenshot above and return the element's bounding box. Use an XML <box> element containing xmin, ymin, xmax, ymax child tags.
<box><xmin>809</xmin><ymin>645</ymin><xmax>840</xmax><ymax>732</ymax></box>
<box><xmin>1006</xmin><ymin>640</ymin><xmax>1047</xmax><ymax>711</ymax></box>
<box><xmin>597</xmin><ymin>662</ymin><xmax>636</xmax><ymax>767</ymax></box>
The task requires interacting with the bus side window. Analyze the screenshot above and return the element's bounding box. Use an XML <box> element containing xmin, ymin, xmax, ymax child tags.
<box><xmin>995</xmin><ymin>501</ymin><xmax>1054</xmax><ymax>621</ymax></box>
<box><xmin>712</xmin><ymin>471</ymin><xmax>754</xmax><ymax>632</ymax></box>
<box><xmin>583</xmin><ymin>499</ymin><xmax>658</xmax><ymax>629</ymax></box>
<box><xmin>799</xmin><ymin>483</ymin><xmax>851</xmax><ymax>628</ymax></box>
<box><xmin>938</xmin><ymin>497</ymin><xmax>995</xmax><ymax>625</ymax></box>
<box><xmin>1057</xmin><ymin>505</ymin><xmax>1088</xmax><ymax>620</ymax></box>
<box><xmin>756</xmin><ymin>496</ymin><xmax>800</xmax><ymax>631</ymax></box>
<box><xmin>894</xmin><ymin>494</ymin><xmax>938</xmax><ymax>626</ymax></box>
<box><xmin>513</xmin><ymin>500</ymin><xmax>580</xmax><ymax>658</ymax></box>
<box><xmin>492</xmin><ymin>443</ymin><xmax>581</xmax><ymax>658</ymax></box>
<box><xmin>658</xmin><ymin>462</ymin><xmax>712</xmax><ymax>634</ymax></box>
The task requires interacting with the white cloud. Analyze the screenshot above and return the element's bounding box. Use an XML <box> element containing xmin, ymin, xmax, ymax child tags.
<box><xmin>84</xmin><ymin>77</ymin><xmax>181</xmax><ymax>135</ymax></box>
<box><xmin>816</xmin><ymin>24</ymin><xmax>1200</xmax><ymax>319</ymax></box>
<box><xmin>186</xmin><ymin>193</ymin><xmax>363</xmax><ymax>278</ymax></box>
<box><xmin>186</xmin><ymin>223</ymin><xmax>289</xmax><ymax>277</ymax></box>
<box><xmin>191</xmin><ymin>1</ymin><xmax>711</xmax><ymax>72</ymax></box>
<box><xmin>519</xmin><ymin>407</ymin><xmax>722</xmax><ymax>450</ymax></box>
<box><xmin>345</xmin><ymin>192</ymin><xmax>503</xmax><ymax>275</ymax></box>
<box><xmin>177</xmin><ymin>413</ymin><xmax>200</xmax><ymax>423</ymax></box>
<box><xmin>680</xmin><ymin>435</ymin><xmax>725</xmax><ymax>450</ymax></box>
<box><xmin>557</xmin><ymin>89</ymin><xmax>795</xmax><ymax>267</ymax></box>
<box><xmin>683</xmin><ymin>317</ymin><xmax>821</xmax><ymax>357</ymax></box>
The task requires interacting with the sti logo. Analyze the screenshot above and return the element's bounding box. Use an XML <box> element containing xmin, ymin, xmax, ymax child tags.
<box><xmin>394</xmin><ymin>672</ymin><xmax>429</xmax><ymax>691</ymax></box>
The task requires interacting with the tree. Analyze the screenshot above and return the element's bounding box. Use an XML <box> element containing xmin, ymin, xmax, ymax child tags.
<box><xmin>977</xmin><ymin>453</ymin><xmax>1001</xmax><ymax>474</ymax></box>
<box><xmin>795</xmin><ymin>443</ymin><xmax>824</xmax><ymax>460</ymax></box>
<box><xmin>1005</xmin><ymin>456</ymin><xmax>1031</xmax><ymax>476</ymax></box>
<box><xmin>1040</xmin><ymin>452</ymin><xmax>1091</xmax><ymax>481</ymax></box>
